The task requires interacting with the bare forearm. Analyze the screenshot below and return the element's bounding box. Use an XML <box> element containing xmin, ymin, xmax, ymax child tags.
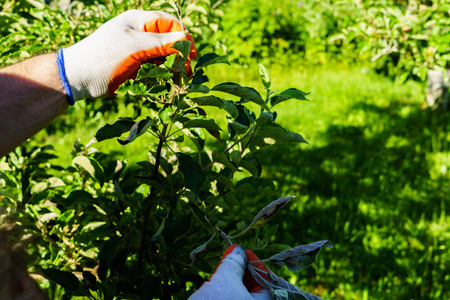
<box><xmin>0</xmin><ymin>53</ymin><xmax>68</xmax><ymax>157</ymax></box>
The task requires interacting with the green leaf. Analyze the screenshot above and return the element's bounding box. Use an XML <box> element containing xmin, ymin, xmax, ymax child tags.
<box><xmin>270</xmin><ymin>88</ymin><xmax>310</xmax><ymax>107</ymax></box>
<box><xmin>250</xmin><ymin>123</ymin><xmax>307</xmax><ymax>150</ymax></box>
<box><xmin>256</xmin><ymin>112</ymin><xmax>275</xmax><ymax>125</ymax></box>
<box><xmin>95</xmin><ymin>119</ymin><xmax>135</xmax><ymax>142</ymax></box>
<box><xmin>212</xmin><ymin>82</ymin><xmax>270</xmax><ymax>111</ymax></box>
<box><xmin>228</xmin><ymin>122</ymin><xmax>249</xmax><ymax>135</ymax></box>
<box><xmin>258</xmin><ymin>63</ymin><xmax>271</xmax><ymax>89</ymax></box>
<box><xmin>177</xmin><ymin>153</ymin><xmax>206</xmax><ymax>194</ymax></box>
<box><xmin>150</xmin><ymin>217</ymin><xmax>166</xmax><ymax>241</ymax></box>
<box><xmin>60</xmin><ymin>190</ymin><xmax>93</xmax><ymax>207</ymax></box>
<box><xmin>138</xmin><ymin>63</ymin><xmax>173</xmax><ymax>80</ymax></box>
<box><xmin>42</xmin><ymin>268</ymin><xmax>80</xmax><ymax>291</ymax></box>
<box><xmin>118</xmin><ymin>117</ymin><xmax>152</xmax><ymax>145</ymax></box>
<box><xmin>159</xmin><ymin>106</ymin><xmax>174</xmax><ymax>125</ymax></box>
<box><xmin>192</xmin><ymin>69</ymin><xmax>209</xmax><ymax>85</ymax></box>
<box><xmin>82</xmin><ymin>271</ymin><xmax>97</xmax><ymax>291</ymax></box>
<box><xmin>263</xmin><ymin>225</ymin><xmax>279</xmax><ymax>242</ymax></box>
<box><xmin>212</xmin><ymin>151</ymin><xmax>235</xmax><ymax>170</ymax></box>
<box><xmin>195</xmin><ymin>53</ymin><xmax>230</xmax><ymax>70</ymax></box>
<box><xmin>181</xmin><ymin>127</ymin><xmax>205</xmax><ymax>151</ymax></box>
<box><xmin>98</xmin><ymin>237</ymin><xmax>123</xmax><ymax>264</ymax></box>
<box><xmin>190</xmin><ymin>233</ymin><xmax>216</xmax><ymax>263</ymax></box>
<box><xmin>183</xmin><ymin>116</ymin><xmax>222</xmax><ymax>130</ymax></box>
<box><xmin>116</xmin><ymin>79</ymin><xmax>148</xmax><ymax>96</ymax></box>
<box><xmin>149</xmin><ymin>84</ymin><xmax>168</xmax><ymax>96</ymax></box>
<box><xmin>240</xmin><ymin>155</ymin><xmax>262</xmax><ymax>179</ymax></box>
<box><xmin>261</xmin><ymin>240</ymin><xmax>333</xmax><ymax>272</ymax></box>
<box><xmin>188</xmin><ymin>96</ymin><xmax>239</xmax><ymax>118</ymax></box>
<box><xmin>73</xmin><ymin>156</ymin><xmax>105</xmax><ymax>187</ymax></box>
<box><xmin>172</xmin><ymin>40</ymin><xmax>192</xmax><ymax>59</ymax></box>
<box><xmin>164</xmin><ymin>53</ymin><xmax>177</xmax><ymax>68</ymax></box>
<box><xmin>187</xmin><ymin>201</ymin><xmax>211</xmax><ymax>230</ymax></box>
<box><xmin>98</xmin><ymin>279</ymin><xmax>117</xmax><ymax>300</ymax></box>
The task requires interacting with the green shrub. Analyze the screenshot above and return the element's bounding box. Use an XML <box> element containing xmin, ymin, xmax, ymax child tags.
<box><xmin>344</xmin><ymin>0</ymin><xmax>450</xmax><ymax>82</ymax></box>
<box><xmin>0</xmin><ymin>20</ymin><xmax>328</xmax><ymax>298</ymax></box>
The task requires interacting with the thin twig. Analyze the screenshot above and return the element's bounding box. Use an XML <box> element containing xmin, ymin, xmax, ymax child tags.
<box><xmin>215</xmin><ymin>228</ymin><xmax>233</xmax><ymax>246</ymax></box>
<box><xmin>211</xmin><ymin>0</ymin><xmax>226</xmax><ymax>10</ymax></box>
<box><xmin>138</xmin><ymin>125</ymin><xmax>168</xmax><ymax>271</ymax></box>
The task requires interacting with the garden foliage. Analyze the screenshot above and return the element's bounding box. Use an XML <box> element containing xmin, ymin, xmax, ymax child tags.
<box><xmin>220</xmin><ymin>0</ymin><xmax>450</xmax><ymax>83</ymax></box>
<box><xmin>1</xmin><ymin>0</ymin><xmax>450</xmax><ymax>299</ymax></box>
<box><xmin>0</xmin><ymin>2</ymin><xmax>330</xmax><ymax>298</ymax></box>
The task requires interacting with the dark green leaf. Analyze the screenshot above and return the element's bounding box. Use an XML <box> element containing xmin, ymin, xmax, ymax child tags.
<box><xmin>183</xmin><ymin>127</ymin><xmax>205</xmax><ymax>151</ymax></box>
<box><xmin>270</xmin><ymin>88</ymin><xmax>310</xmax><ymax>107</ymax></box>
<box><xmin>212</xmin><ymin>82</ymin><xmax>269</xmax><ymax>111</ymax></box>
<box><xmin>195</xmin><ymin>53</ymin><xmax>230</xmax><ymax>70</ymax></box>
<box><xmin>172</xmin><ymin>40</ymin><xmax>192</xmax><ymax>59</ymax></box>
<box><xmin>240</xmin><ymin>155</ymin><xmax>262</xmax><ymax>179</ymax></box>
<box><xmin>250</xmin><ymin>123</ymin><xmax>307</xmax><ymax>150</ymax></box>
<box><xmin>42</xmin><ymin>268</ymin><xmax>80</xmax><ymax>291</ymax></box>
<box><xmin>263</xmin><ymin>225</ymin><xmax>279</xmax><ymax>242</ymax></box>
<box><xmin>98</xmin><ymin>279</ymin><xmax>117</xmax><ymax>300</ymax></box>
<box><xmin>98</xmin><ymin>237</ymin><xmax>123</xmax><ymax>264</ymax></box>
<box><xmin>192</xmin><ymin>69</ymin><xmax>209</xmax><ymax>85</ymax></box>
<box><xmin>150</xmin><ymin>217</ymin><xmax>166</xmax><ymax>241</ymax></box>
<box><xmin>183</xmin><ymin>116</ymin><xmax>222</xmax><ymax>130</ymax></box>
<box><xmin>188</xmin><ymin>96</ymin><xmax>238</xmax><ymax>118</ymax></box>
<box><xmin>228</xmin><ymin>122</ymin><xmax>248</xmax><ymax>135</ymax></box>
<box><xmin>118</xmin><ymin>117</ymin><xmax>152</xmax><ymax>145</ymax></box>
<box><xmin>190</xmin><ymin>233</ymin><xmax>215</xmax><ymax>263</ymax></box>
<box><xmin>212</xmin><ymin>150</ymin><xmax>235</xmax><ymax>170</ymax></box>
<box><xmin>82</xmin><ymin>271</ymin><xmax>97</xmax><ymax>291</ymax></box>
<box><xmin>177</xmin><ymin>153</ymin><xmax>206</xmax><ymax>194</ymax></box>
<box><xmin>186</xmin><ymin>201</ymin><xmax>211</xmax><ymax>230</ymax></box>
<box><xmin>256</xmin><ymin>112</ymin><xmax>275</xmax><ymax>125</ymax></box>
<box><xmin>148</xmin><ymin>84</ymin><xmax>168</xmax><ymax>96</ymax></box>
<box><xmin>95</xmin><ymin>119</ymin><xmax>135</xmax><ymax>142</ymax></box>
<box><xmin>60</xmin><ymin>190</ymin><xmax>93</xmax><ymax>207</ymax></box>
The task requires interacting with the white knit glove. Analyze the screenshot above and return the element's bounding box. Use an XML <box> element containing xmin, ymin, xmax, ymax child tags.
<box><xmin>58</xmin><ymin>10</ymin><xmax>196</xmax><ymax>104</ymax></box>
<box><xmin>188</xmin><ymin>245</ymin><xmax>273</xmax><ymax>300</ymax></box>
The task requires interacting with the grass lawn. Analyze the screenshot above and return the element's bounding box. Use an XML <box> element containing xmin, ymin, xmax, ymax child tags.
<box><xmin>29</xmin><ymin>62</ymin><xmax>450</xmax><ymax>299</ymax></box>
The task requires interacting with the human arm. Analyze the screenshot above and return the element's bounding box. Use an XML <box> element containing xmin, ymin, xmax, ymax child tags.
<box><xmin>0</xmin><ymin>53</ymin><xmax>68</xmax><ymax>157</ymax></box>
<box><xmin>0</xmin><ymin>10</ymin><xmax>196</xmax><ymax>158</ymax></box>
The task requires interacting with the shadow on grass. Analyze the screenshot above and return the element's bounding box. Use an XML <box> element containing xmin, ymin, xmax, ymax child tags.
<box><xmin>258</xmin><ymin>101</ymin><xmax>450</xmax><ymax>299</ymax></box>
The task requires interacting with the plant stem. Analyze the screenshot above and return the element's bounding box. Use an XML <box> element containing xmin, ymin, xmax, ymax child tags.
<box><xmin>247</xmin><ymin>265</ymin><xmax>273</xmax><ymax>292</ymax></box>
<box><xmin>215</xmin><ymin>228</ymin><xmax>233</xmax><ymax>246</ymax></box>
<box><xmin>138</xmin><ymin>124</ymin><xmax>168</xmax><ymax>271</ymax></box>
<box><xmin>212</xmin><ymin>0</ymin><xmax>225</xmax><ymax>10</ymax></box>
<box><xmin>228</xmin><ymin>223</ymin><xmax>253</xmax><ymax>240</ymax></box>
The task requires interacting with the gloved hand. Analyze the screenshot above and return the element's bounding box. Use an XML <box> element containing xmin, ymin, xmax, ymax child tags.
<box><xmin>188</xmin><ymin>245</ymin><xmax>273</xmax><ymax>300</ymax></box>
<box><xmin>58</xmin><ymin>10</ymin><xmax>196</xmax><ymax>104</ymax></box>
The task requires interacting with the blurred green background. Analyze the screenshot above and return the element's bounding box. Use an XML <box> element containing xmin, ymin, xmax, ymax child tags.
<box><xmin>1</xmin><ymin>0</ymin><xmax>449</xmax><ymax>299</ymax></box>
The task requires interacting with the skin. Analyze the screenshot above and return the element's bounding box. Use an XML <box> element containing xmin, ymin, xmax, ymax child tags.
<box><xmin>0</xmin><ymin>53</ymin><xmax>68</xmax><ymax>158</ymax></box>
